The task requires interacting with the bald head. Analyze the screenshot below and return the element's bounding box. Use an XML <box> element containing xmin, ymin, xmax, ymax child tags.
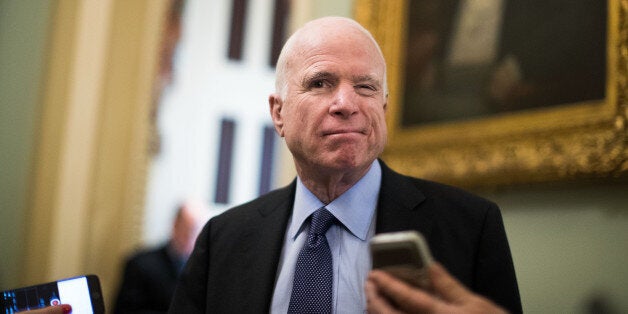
<box><xmin>171</xmin><ymin>200</ymin><xmax>208</xmax><ymax>258</ymax></box>
<box><xmin>275</xmin><ymin>17</ymin><xmax>387</xmax><ymax>100</ymax></box>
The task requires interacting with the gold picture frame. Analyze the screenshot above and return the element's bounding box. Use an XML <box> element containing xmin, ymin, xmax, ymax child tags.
<box><xmin>355</xmin><ymin>0</ymin><xmax>628</xmax><ymax>189</ymax></box>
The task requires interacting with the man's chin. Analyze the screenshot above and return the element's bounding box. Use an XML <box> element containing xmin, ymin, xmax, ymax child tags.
<box><xmin>324</xmin><ymin>155</ymin><xmax>372</xmax><ymax>172</ymax></box>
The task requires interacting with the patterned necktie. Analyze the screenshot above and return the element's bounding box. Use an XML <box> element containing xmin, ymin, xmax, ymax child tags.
<box><xmin>288</xmin><ymin>207</ymin><xmax>336</xmax><ymax>314</ymax></box>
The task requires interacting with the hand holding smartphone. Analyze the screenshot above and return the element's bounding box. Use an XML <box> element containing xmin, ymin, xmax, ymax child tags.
<box><xmin>1</xmin><ymin>275</ymin><xmax>105</xmax><ymax>314</ymax></box>
<box><xmin>370</xmin><ymin>230</ymin><xmax>434</xmax><ymax>290</ymax></box>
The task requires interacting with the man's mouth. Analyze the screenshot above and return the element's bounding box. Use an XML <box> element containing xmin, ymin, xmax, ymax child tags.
<box><xmin>322</xmin><ymin>128</ymin><xmax>366</xmax><ymax>136</ymax></box>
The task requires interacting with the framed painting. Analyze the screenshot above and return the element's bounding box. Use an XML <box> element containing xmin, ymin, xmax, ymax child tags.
<box><xmin>355</xmin><ymin>0</ymin><xmax>628</xmax><ymax>189</ymax></box>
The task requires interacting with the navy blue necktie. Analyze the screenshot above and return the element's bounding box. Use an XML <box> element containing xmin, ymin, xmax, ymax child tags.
<box><xmin>288</xmin><ymin>207</ymin><xmax>336</xmax><ymax>314</ymax></box>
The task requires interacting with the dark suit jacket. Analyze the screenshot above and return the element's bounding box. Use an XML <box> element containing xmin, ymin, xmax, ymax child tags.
<box><xmin>169</xmin><ymin>161</ymin><xmax>522</xmax><ymax>313</ymax></box>
<box><xmin>115</xmin><ymin>244</ymin><xmax>183</xmax><ymax>314</ymax></box>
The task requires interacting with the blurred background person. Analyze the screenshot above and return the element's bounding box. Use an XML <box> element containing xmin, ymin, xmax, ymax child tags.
<box><xmin>113</xmin><ymin>200</ymin><xmax>208</xmax><ymax>314</ymax></box>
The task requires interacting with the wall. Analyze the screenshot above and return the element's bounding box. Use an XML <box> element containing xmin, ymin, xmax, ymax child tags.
<box><xmin>0</xmin><ymin>0</ymin><xmax>53</xmax><ymax>289</ymax></box>
<box><xmin>488</xmin><ymin>182</ymin><xmax>628</xmax><ymax>313</ymax></box>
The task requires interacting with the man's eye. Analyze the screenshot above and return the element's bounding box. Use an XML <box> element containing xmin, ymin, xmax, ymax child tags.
<box><xmin>356</xmin><ymin>84</ymin><xmax>377</xmax><ymax>95</ymax></box>
<box><xmin>357</xmin><ymin>84</ymin><xmax>375</xmax><ymax>91</ymax></box>
<box><xmin>310</xmin><ymin>80</ymin><xmax>326</xmax><ymax>88</ymax></box>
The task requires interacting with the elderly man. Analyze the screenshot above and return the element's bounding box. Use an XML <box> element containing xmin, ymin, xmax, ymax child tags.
<box><xmin>169</xmin><ymin>17</ymin><xmax>521</xmax><ymax>313</ymax></box>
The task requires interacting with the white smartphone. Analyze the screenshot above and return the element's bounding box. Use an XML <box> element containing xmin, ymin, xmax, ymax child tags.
<box><xmin>370</xmin><ymin>230</ymin><xmax>434</xmax><ymax>290</ymax></box>
<box><xmin>1</xmin><ymin>274</ymin><xmax>105</xmax><ymax>314</ymax></box>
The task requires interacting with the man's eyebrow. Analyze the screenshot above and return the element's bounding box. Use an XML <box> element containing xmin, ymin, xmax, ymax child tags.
<box><xmin>302</xmin><ymin>71</ymin><xmax>336</xmax><ymax>84</ymax></box>
<box><xmin>301</xmin><ymin>71</ymin><xmax>337</xmax><ymax>87</ymax></box>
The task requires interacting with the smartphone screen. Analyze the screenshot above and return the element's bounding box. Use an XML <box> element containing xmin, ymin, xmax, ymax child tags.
<box><xmin>1</xmin><ymin>275</ymin><xmax>104</xmax><ymax>314</ymax></box>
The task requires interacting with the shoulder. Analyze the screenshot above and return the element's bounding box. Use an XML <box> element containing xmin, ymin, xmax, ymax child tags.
<box><xmin>379</xmin><ymin>161</ymin><xmax>499</xmax><ymax>224</ymax></box>
<box><xmin>213</xmin><ymin>182</ymin><xmax>295</xmax><ymax>221</ymax></box>
<box><xmin>125</xmin><ymin>245</ymin><xmax>169</xmax><ymax>266</ymax></box>
<box><xmin>381</xmin><ymin>161</ymin><xmax>496</xmax><ymax>208</ymax></box>
<box><xmin>201</xmin><ymin>181</ymin><xmax>296</xmax><ymax>240</ymax></box>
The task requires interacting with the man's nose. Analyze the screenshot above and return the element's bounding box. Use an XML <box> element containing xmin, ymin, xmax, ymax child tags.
<box><xmin>330</xmin><ymin>84</ymin><xmax>358</xmax><ymax>118</ymax></box>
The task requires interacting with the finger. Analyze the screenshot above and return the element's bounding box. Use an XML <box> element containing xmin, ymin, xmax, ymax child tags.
<box><xmin>365</xmin><ymin>279</ymin><xmax>402</xmax><ymax>314</ymax></box>
<box><xmin>17</xmin><ymin>304</ymin><xmax>72</xmax><ymax>314</ymax></box>
<box><xmin>368</xmin><ymin>270</ymin><xmax>440</xmax><ymax>313</ymax></box>
<box><xmin>430</xmin><ymin>263</ymin><xmax>473</xmax><ymax>303</ymax></box>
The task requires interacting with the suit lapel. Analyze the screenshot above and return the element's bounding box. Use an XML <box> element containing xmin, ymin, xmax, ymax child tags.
<box><xmin>375</xmin><ymin>161</ymin><xmax>434</xmax><ymax>238</ymax></box>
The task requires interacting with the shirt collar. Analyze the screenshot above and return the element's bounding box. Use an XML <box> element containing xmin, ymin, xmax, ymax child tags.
<box><xmin>289</xmin><ymin>160</ymin><xmax>381</xmax><ymax>241</ymax></box>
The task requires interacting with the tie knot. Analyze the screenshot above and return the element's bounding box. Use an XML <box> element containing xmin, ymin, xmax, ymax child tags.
<box><xmin>309</xmin><ymin>208</ymin><xmax>335</xmax><ymax>236</ymax></box>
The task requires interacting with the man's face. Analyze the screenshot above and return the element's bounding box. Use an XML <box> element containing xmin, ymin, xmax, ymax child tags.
<box><xmin>270</xmin><ymin>27</ymin><xmax>387</xmax><ymax>175</ymax></box>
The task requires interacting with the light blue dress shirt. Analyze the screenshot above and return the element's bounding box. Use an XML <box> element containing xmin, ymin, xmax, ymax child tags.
<box><xmin>270</xmin><ymin>160</ymin><xmax>381</xmax><ymax>314</ymax></box>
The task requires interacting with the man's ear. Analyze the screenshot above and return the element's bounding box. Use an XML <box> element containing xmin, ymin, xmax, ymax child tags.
<box><xmin>269</xmin><ymin>93</ymin><xmax>285</xmax><ymax>137</ymax></box>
